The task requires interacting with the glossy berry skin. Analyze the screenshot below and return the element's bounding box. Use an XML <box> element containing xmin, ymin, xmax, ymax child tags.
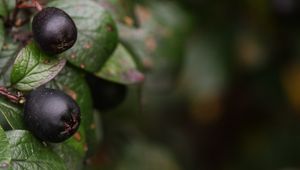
<box><xmin>24</xmin><ymin>88</ymin><xmax>80</xmax><ymax>143</ymax></box>
<box><xmin>32</xmin><ymin>7</ymin><xmax>77</xmax><ymax>54</ymax></box>
<box><xmin>86</xmin><ymin>75</ymin><xmax>127</xmax><ymax>111</ymax></box>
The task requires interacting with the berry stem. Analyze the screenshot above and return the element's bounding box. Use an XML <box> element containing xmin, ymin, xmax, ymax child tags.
<box><xmin>32</xmin><ymin>0</ymin><xmax>43</xmax><ymax>11</ymax></box>
<box><xmin>0</xmin><ymin>86</ymin><xmax>23</xmax><ymax>104</ymax></box>
<box><xmin>16</xmin><ymin>0</ymin><xmax>43</xmax><ymax>11</ymax></box>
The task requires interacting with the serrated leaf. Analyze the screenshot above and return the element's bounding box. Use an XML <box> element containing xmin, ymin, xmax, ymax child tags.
<box><xmin>95</xmin><ymin>44</ymin><xmax>144</xmax><ymax>84</ymax></box>
<box><xmin>6</xmin><ymin>130</ymin><xmax>66</xmax><ymax>170</ymax></box>
<box><xmin>0</xmin><ymin>98</ymin><xmax>24</xmax><ymax>129</ymax></box>
<box><xmin>49</xmin><ymin>0</ymin><xmax>118</xmax><ymax>72</ymax></box>
<box><xmin>10</xmin><ymin>42</ymin><xmax>66</xmax><ymax>91</ymax></box>
<box><xmin>0</xmin><ymin>126</ymin><xmax>11</xmax><ymax>169</ymax></box>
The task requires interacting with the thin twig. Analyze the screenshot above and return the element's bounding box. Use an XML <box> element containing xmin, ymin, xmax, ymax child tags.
<box><xmin>16</xmin><ymin>0</ymin><xmax>43</xmax><ymax>11</ymax></box>
<box><xmin>32</xmin><ymin>0</ymin><xmax>43</xmax><ymax>11</ymax></box>
<box><xmin>0</xmin><ymin>87</ymin><xmax>23</xmax><ymax>104</ymax></box>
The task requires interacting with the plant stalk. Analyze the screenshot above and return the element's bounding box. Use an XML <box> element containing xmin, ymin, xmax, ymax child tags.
<box><xmin>0</xmin><ymin>86</ymin><xmax>24</xmax><ymax>104</ymax></box>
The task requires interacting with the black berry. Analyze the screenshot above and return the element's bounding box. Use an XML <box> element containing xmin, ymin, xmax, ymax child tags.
<box><xmin>32</xmin><ymin>7</ymin><xmax>77</xmax><ymax>54</ymax></box>
<box><xmin>86</xmin><ymin>74</ymin><xmax>127</xmax><ymax>111</ymax></box>
<box><xmin>24</xmin><ymin>87</ymin><xmax>80</xmax><ymax>143</ymax></box>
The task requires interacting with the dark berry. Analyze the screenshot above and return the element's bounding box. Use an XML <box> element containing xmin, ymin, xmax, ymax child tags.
<box><xmin>86</xmin><ymin>74</ymin><xmax>127</xmax><ymax>111</ymax></box>
<box><xmin>24</xmin><ymin>87</ymin><xmax>80</xmax><ymax>143</ymax></box>
<box><xmin>32</xmin><ymin>7</ymin><xmax>77</xmax><ymax>54</ymax></box>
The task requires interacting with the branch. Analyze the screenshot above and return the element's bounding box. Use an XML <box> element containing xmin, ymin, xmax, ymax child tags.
<box><xmin>0</xmin><ymin>87</ymin><xmax>24</xmax><ymax>104</ymax></box>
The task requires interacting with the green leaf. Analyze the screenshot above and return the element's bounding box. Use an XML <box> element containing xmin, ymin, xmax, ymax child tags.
<box><xmin>0</xmin><ymin>38</ymin><xmax>19</xmax><ymax>87</ymax></box>
<box><xmin>116</xmin><ymin>140</ymin><xmax>180</xmax><ymax>170</ymax></box>
<box><xmin>0</xmin><ymin>0</ymin><xmax>7</xmax><ymax>17</ymax></box>
<box><xmin>51</xmin><ymin>66</ymin><xmax>93</xmax><ymax>145</ymax></box>
<box><xmin>0</xmin><ymin>0</ymin><xmax>15</xmax><ymax>17</ymax></box>
<box><xmin>51</xmin><ymin>143</ymin><xmax>84</xmax><ymax>170</ymax></box>
<box><xmin>149</xmin><ymin>1</ymin><xmax>193</xmax><ymax>35</ymax></box>
<box><xmin>0</xmin><ymin>98</ymin><xmax>24</xmax><ymax>129</ymax></box>
<box><xmin>10</xmin><ymin>42</ymin><xmax>66</xmax><ymax>91</ymax></box>
<box><xmin>47</xmin><ymin>66</ymin><xmax>94</xmax><ymax>168</ymax></box>
<box><xmin>119</xmin><ymin>2</ymin><xmax>193</xmax><ymax>74</ymax></box>
<box><xmin>6</xmin><ymin>130</ymin><xmax>66</xmax><ymax>170</ymax></box>
<box><xmin>0</xmin><ymin>126</ymin><xmax>11</xmax><ymax>169</ymax></box>
<box><xmin>5</xmin><ymin>0</ymin><xmax>16</xmax><ymax>12</ymax></box>
<box><xmin>0</xmin><ymin>112</ymin><xmax>10</xmax><ymax>130</ymax></box>
<box><xmin>0</xmin><ymin>19</ymin><xmax>4</xmax><ymax>50</ymax></box>
<box><xmin>95</xmin><ymin>0</ymin><xmax>138</xmax><ymax>27</ymax></box>
<box><xmin>95</xmin><ymin>44</ymin><xmax>144</xmax><ymax>84</ymax></box>
<box><xmin>49</xmin><ymin>0</ymin><xmax>118</xmax><ymax>72</ymax></box>
<box><xmin>118</xmin><ymin>25</ymin><xmax>150</xmax><ymax>70</ymax></box>
<box><xmin>85</xmin><ymin>110</ymin><xmax>102</xmax><ymax>156</ymax></box>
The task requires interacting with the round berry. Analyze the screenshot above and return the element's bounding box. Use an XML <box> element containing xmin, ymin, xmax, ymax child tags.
<box><xmin>24</xmin><ymin>87</ymin><xmax>80</xmax><ymax>143</ymax></box>
<box><xmin>32</xmin><ymin>7</ymin><xmax>77</xmax><ymax>54</ymax></box>
<box><xmin>86</xmin><ymin>75</ymin><xmax>127</xmax><ymax>111</ymax></box>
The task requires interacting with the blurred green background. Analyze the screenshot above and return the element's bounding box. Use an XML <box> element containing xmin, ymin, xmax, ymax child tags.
<box><xmin>89</xmin><ymin>0</ymin><xmax>300</xmax><ymax>169</ymax></box>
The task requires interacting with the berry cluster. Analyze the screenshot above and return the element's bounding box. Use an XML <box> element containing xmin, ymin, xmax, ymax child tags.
<box><xmin>2</xmin><ymin>1</ymin><xmax>127</xmax><ymax>143</ymax></box>
<box><xmin>24</xmin><ymin>5</ymin><xmax>79</xmax><ymax>142</ymax></box>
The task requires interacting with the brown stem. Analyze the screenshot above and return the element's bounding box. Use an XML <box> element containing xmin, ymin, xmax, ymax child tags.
<box><xmin>32</xmin><ymin>0</ymin><xmax>43</xmax><ymax>11</ymax></box>
<box><xmin>16</xmin><ymin>0</ymin><xmax>43</xmax><ymax>11</ymax></box>
<box><xmin>17</xmin><ymin>4</ymin><xmax>36</xmax><ymax>9</ymax></box>
<box><xmin>0</xmin><ymin>87</ymin><xmax>23</xmax><ymax>104</ymax></box>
